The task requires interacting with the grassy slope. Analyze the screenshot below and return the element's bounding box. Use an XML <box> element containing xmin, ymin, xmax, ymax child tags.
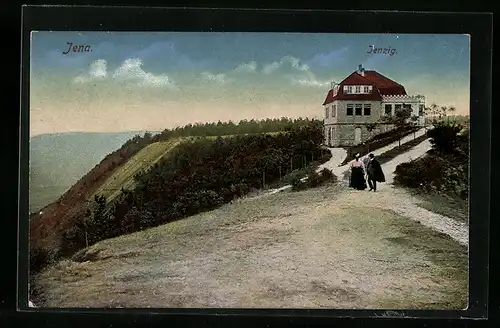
<box><xmin>91</xmin><ymin>138</ymin><xmax>182</xmax><ymax>202</ymax></box>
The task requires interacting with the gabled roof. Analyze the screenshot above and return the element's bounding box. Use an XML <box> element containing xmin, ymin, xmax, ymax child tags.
<box><xmin>362</xmin><ymin>70</ymin><xmax>407</xmax><ymax>96</ymax></box>
<box><xmin>322</xmin><ymin>70</ymin><xmax>407</xmax><ymax>105</ymax></box>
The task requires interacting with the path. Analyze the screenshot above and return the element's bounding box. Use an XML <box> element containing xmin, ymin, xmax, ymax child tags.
<box><xmin>252</xmin><ymin>127</ymin><xmax>468</xmax><ymax>247</ymax></box>
<box><xmin>260</xmin><ymin>128</ymin><xmax>428</xmax><ymax>197</ymax></box>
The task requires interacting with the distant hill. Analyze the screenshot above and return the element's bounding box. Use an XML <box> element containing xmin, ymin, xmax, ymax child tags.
<box><xmin>29</xmin><ymin>131</ymin><xmax>158</xmax><ymax>213</ymax></box>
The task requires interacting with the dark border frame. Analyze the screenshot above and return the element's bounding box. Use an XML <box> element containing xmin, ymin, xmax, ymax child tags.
<box><xmin>19</xmin><ymin>6</ymin><xmax>492</xmax><ymax>321</ymax></box>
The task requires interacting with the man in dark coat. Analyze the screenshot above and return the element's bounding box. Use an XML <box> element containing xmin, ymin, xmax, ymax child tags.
<box><xmin>366</xmin><ymin>153</ymin><xmax>385</xmax><ymax>191</ymax></box>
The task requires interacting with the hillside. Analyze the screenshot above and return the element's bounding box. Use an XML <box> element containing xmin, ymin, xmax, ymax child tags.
<box><xmin>34</xmin><ymin>150</ymin><xmax>468</xmax><ymax>308</ymax></box>
<box><xmin>29</xmin><ymin>118</ymin><xmax>328</xmax><ymax>264</ymax></box>
<box><xmin>30</xmin><ymin>122</ymin><xmax>469</xmax><ymax>309</ymax></box>
<box><xmin>29</xmin><ymin>131</ymin><xmax>156</xmax><ymax>213</ymax></box>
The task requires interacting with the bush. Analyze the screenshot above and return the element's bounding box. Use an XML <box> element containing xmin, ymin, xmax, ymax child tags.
<box><xmin>427</xmin><ymin>121</ymin><xmax>464</xmax><ymax>154</ymax></box>
<box><xmin>306</xmin><ymin>170</ymin><xmax>322</xmax><ymax>188</ymax></box>
<box><xmin>284</xmin><ymin>169</ymin><xmax>307</xmax><ymax>185</ymax></box>
<box><xmin>394</xmin><ymin>154</ymin><xmax>468</xmax><ymax>200</ymax></box>
<box><xmin>319</xmin><ymin>168</ymin><xmax>337</xmax><ymax>184</ymax></box>
<box><xmin>59</xmin><ymin>225</ymin><xmax>87</xmax><ymax>257</ymax></box>
<box><xmin>29</xmin><ymin>245</ymin><xmax>57</xmax><ymax>274</ymax></box>
<box><xmin>394</xmin><ymin>155</ymin><xmax>447</xmax><ymax>189</ymax></box>
<box><xmin>291</xmin><ymin>168</ymin><xmax>337</xmax><ymax>191</ymax></box>
<box><xmin>290</xmin><ymin>174</ymin><xmax>307</xmax><ymax>191</ymax></box>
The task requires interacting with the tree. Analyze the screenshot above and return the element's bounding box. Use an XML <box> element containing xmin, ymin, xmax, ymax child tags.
<box><xmin>425</xmin><ymin>103</ymin><xmax>456</xmax><ymax>124</ymax></box>
<box><xmin>379</xmin><ymin>106</ymin><xmax>412</xmax><ymax>147</ymax></box>
<box><xmin>410</xmin><ymin>115</ymin><xmax>419</xmax><ymax>139</ymax></box>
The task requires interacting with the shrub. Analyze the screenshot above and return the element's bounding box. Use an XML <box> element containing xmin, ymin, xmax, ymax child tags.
<box><xmin>122</xmin><ymin>207</ymin><xmax>156</xmax><ymax>232</ymax></box>
<box><xmin>290</xmin><ymin>174</ymin><xmax>306</xmax><ymax>191</ymax></box>
<box><xmin>284</xmin><ymin>169</ymin><xmax>307</xmax><ymax>185</ymax></box>
<box><xmin>394</xmin><ymin>154</ymin><xmax>468</xmax><ymax>200</ymax></box>
<box><xmin>29</xmin><ymin>245</ymin><xmax>58</xmax><ymax>274</ymax></box>
<box><xmin>394</xmin><ymin>154</ymin><xmax>447</xmax><ymax>189</ymax></box>
<box><xmin>59</xmin><ymin>225</ymin><xmax>87</xmax><ymax>257</ymax></box>
<box><xmin>306</xmin><ymin>170</ymin><xmax>322</xmax><ymax>188</ymax></box>
<box><xmin>319</xmin><ymin>168</ymin><xmax>337</xmax><ymax>184</ymax></box>
<box><xmin>427</xmin><ymin>121</ymin><xmax>464</xmax><ymax>154</ymax></box>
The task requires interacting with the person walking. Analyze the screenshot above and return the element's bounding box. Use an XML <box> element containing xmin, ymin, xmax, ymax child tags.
<box><xmin>349</xmin><ymin>153</ymin><xmax>367</xmax><ymax>190</ymax></box>
<box><xmin>366</xmin><ymin>153</ymin><xmax>385</xmax><ymax>191</ymax></box>
<box><xmin>362</xmin><ymin>154</ymin><xmax>371</xmax><ymax>181</ymax></box>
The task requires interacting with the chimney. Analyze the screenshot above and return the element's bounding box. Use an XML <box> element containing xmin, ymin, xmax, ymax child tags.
<box><xmin>358</xmin><ymin>64</ymin><xmax>365</xmax><ymax>76</ymax></box>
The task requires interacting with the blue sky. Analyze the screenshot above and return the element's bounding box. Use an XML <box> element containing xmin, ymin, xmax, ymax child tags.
<box><xmin>30</xmin><ymin>32</ymin><xmax>470</xmax><ymax>136</ymax></box>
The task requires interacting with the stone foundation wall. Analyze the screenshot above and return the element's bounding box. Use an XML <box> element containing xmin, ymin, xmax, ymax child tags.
<box><xmin>325</xmin><ymin>123</ymin><xmax>395</xmax><ymax>147</ymax></box>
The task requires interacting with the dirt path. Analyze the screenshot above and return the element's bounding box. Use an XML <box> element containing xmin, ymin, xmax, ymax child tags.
<box><xmin>37</xmin><ymin>170</ymin><xmax>468</xmax><ymax>309</ymax></box>
<box><xmin>254</xmin><ymin>130</ymin><xmax>468</xmax><ymax>247</ymax></box>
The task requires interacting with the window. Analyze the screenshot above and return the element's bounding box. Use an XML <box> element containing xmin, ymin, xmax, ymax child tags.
<box><xmin>325</xmin><ymin>107</ymin><xmax>329</xmax><ymax>118</ymax></box>
<box><xmin>363</xmin><ymin>86</ymin><xmax>370</xmax><ymax>93</ymax></box>
<box><xmin>385</xmin><ymin>104</ymin><xmax>392</xmax><ymax>116</ymax></box>
<box><xmin>419</xmin><ymin>105</ymin><xmax>424</xmax><ymax>116</ymax></box>
<box><xmin>348</xmin><ymin>86</ymin><xmax>354</xmax><ymax>94</ymax></box>
<box><xmin>355</xmin><ymin>85</ymin><xmax>361</xmax><ymax>94</ymax></box>
<box><xmin>347</xmin><ymin>104</ymin><xmax>354</xmax><ymax>116</ymax></box>
<box><xmin>403</xmin><ymin>104</ymin><xmax>412</xmax><ymax>111</ymax></box>
<box><xmin>332</xmin><ymin>104</ymin><xmax>336</xmax><ymax>117</ymax></box>
<box><xmin>355</xmin><ymin>104</ymin><xmax>362</xmax><ymax>116</ymax></box>
<box><xmin>363</xmin><ymin>104</ymin><xmax>371</xmax><ymax>116</ymax></box>
<box><xmin>343</xmin><ymin>85</ymin><xmax>349</xmax><ymax>93</ymax></box>
<box><xmin>395</xmin><ymin>104</ymin><xmax>402</xmax><ymax>111</ymax></box>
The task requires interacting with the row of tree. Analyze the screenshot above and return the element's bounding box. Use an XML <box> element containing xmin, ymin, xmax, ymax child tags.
<box><xmin>151</xmin><ymin>117</ymin><xmax>320</xmax><ymax>142</ymax></box>
<box><xmin>58</xmin><ymin>121</ymin><xmax>331</xmax><ymax>256</ymax></box>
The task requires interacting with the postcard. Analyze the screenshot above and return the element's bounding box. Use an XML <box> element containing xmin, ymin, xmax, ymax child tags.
<box><xmin>27</xmin><ymin>30</ymin><xmax>471</xmax><ymax>310</ymax></box>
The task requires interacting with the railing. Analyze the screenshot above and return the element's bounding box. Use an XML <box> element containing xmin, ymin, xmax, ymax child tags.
<box><xmin>382</xmin><ymin>94</ymin><xmax>425</xmax><ymax>101</ymax></box>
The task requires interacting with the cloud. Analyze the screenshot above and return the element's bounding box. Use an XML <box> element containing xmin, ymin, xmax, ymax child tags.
<box><xmin>290</xmin><ymin>78</ymin><xmax>330</xmax><ymax>88</ymax></box>
<box><xmin>262</xmin><ymin>55</ymin><xmax>309</xmax><ymax>74</ymax></box>
<box><xmin>73</xmin><ymin>59</ymin><xmax>107</xmax><ymax>83</ymax></box>
<box><xmin>73</xmin><ymin>58</ymin><xmax>177</xmax><ymax>89</ymax></box>
<box><xmin>234</xmin><ymin>61</ymin><xmax>257</xmax><ymax>73</ymax></box>
<box><xmin>113</xmin><ymin>58</ymin><xmax>177</xmax><ymax>88</ymax></box>
<box><xmin>259</xmin><ymin>55</ymin><xmax>333</xmax><ymax>88</ymax></box>
<box><xmin>306</xmin><ymin>46</ymin><xmax>350</xmax><ymax>67</ymax></box>
<box><xmin>200</xmin><ymin>72</ymin><xmax>230</xmax><ymax>84</ymax></box>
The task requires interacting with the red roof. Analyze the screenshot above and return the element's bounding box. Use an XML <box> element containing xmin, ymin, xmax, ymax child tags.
<box><xmin>322</xmin><ymin>70</ymin><xmax>407</xmax><ymax>105</ymax></box>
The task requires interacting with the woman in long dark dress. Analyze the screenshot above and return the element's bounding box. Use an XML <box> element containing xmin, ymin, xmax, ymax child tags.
<box><xmin>349</xmin><ymin>154</ymin><xmax>367</xmax><ymax>190</ymax></box>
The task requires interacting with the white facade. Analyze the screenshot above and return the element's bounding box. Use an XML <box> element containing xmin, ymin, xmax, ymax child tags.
<box><xmin>381</xmin><ymin>95</ymin><xmax>426</xmax><ymax>126</ymax></box>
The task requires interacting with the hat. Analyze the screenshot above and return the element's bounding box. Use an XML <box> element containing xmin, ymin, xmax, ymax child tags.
<box><xmin>355</xmin><ymin>153</ymin><xmax>360</xmax><ymax>157</ymax></box>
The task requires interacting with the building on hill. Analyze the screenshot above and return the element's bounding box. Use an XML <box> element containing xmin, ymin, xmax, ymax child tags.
<box><xmin>322</xmin><ymin>64</ymin><xmax>426</xmax><ymax>147</ymax></box>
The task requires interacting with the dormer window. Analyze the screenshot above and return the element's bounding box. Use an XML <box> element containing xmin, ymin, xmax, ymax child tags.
<box><xmin>355</xmin><ymin>86</ymin><xmax>361</xmax><ymax>94</ymax></box>
<box><xmin>363</xmin><ymin>86</ymin><xmax>370</xmax><ymax>93</ymax></box>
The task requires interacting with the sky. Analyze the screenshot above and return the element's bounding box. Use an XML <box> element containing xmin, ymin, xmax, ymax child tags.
<box><xmin>30</xmin><ymin>32</ymin><xmax>470</xmax><ymax>136</ymax></box>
